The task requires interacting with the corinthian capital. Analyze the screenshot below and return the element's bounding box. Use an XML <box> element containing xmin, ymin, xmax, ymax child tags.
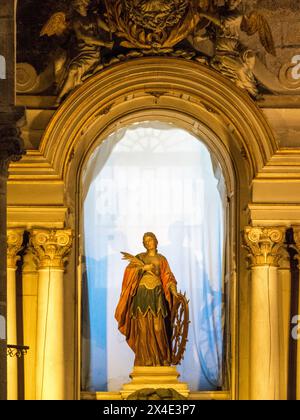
<box><xmin>244</xmin><ymin>227</ymin><xmax>286</xmax><ymax>267</ymax></box>
<box><xmin>30</xmin><ymin>229</ymin><xmax>73</xmax><ymax>269</ymax></box>
<box><xmin>292</xmin><ymin>227</ymin><xmax>300</xmax><ymax>251</ymax></box>
<box><xmin>7</xmin><ymin>229</ymin><xmax>24</xmax><ymax>269</ymax></box>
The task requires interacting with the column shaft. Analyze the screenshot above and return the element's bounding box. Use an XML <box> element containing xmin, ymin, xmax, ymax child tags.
<box><xmin>7</xmin><ymin>228</ymin><xmax>24</xmax><ymax>400</ymax></box>
<box><xmin>244</xmin><ymin>227</ymin><xmax>285</xmax><ymax>400</ymax></box>
<box><xmin>7</xmin><ymin>267</ymin><xmax>17</xmax><ymax>399</ymax></box>
<box><xmin>250</xmin><ymin>265</ymin><xmax>280</xmax><ymax>399</ymax></box>
<box><xmin>0</xmin><ymin>169</ymin><xmax>7</xmax><ymax>400</ymax></box>
<box><xmin>36</xmin><ymin>268</ymin><xmax>65</xmax><ymax>400</ymax></box>
<box><xmin>278</xmin><ymin>254</ymin><xmax>291</xmax><ymax>400</ymax></box>
<box><xmin>22</xmin><ymin>251</ymin><xmax>38</xmax><ymax>400</ymax></box>
<box><xmin>297</xmin><ymin>288</ymin><xmax>300</xmax><ymax>400</ymax></box>
<box><xmin>292</xmin><ymin>228</ymin><xmax>300</xmax><ymax>400</ymax></box>
<box><xmin>31</xmin><ymin>229</ymin><xmax>72</xmax><ymax>400</ymax></box>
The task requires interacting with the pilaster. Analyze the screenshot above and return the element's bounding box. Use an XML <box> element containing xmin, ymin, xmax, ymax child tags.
<box><xmin>30</xmin><ymin>229</ymin><xmax>72</xmax><ymax>400</ymax></box>
<box><xmin>244</xmin><ymin>226</ymin><xmax>286</xmax><ymax>400</ymax></box>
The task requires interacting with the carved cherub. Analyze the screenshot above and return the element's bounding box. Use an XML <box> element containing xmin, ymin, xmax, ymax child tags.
<box><xmin>40</xmin><ymin>0</ymin><xmax>114</xmax><ymax>105</ymax></box>
<box><xmin>189</xmin><ymin>0</ymin><xmax>276</xmax><ymax>96</ymax></box>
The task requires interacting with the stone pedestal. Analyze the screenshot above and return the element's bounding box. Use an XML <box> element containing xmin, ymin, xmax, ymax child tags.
<box><xmin>120</xmin><ymin>366</ymin><xmax>190</xmax><ymax>399</ymax></box>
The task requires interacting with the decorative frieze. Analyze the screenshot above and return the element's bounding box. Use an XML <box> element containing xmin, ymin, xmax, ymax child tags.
<box><xmin>244</xmin><ymin>227</ymin><xmax>286</xmax><ymax>267</ymax></box>
<box><xmin>30</xmin><ymin>230</ymin><xmax>72</xmax><ymax>270</ymax></box>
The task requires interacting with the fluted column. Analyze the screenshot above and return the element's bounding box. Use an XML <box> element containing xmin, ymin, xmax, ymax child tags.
<box><xmin>293</xmin><ymin>228</ymin><xmax>300</xmax><ymax>400</ymax></box>
<box><xmin>244</xmin><ymin>227</ymin><xmax>286</xmax><ymax>400</ymax></box>
<box><xmin>30</xmin><ymin>229</ymin><xmax>72</xmax><ymax>400</ymax></box>
<box><xmin>6</xmin><ymin>229</ymin><xmax>24</xmax><ymax>400</ymax></box>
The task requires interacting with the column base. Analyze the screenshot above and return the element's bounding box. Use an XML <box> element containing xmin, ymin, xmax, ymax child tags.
<box><xmin>120</xmin><ymin>366</ymin><xmax>190</xmax><ymax>399</ymax></box>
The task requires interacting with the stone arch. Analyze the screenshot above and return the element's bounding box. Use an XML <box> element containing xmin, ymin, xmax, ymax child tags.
<box><xmin>39</xmin><ymin>57</ymin><xmax>277</xmax><ymax>189</ymax></box>
<box><xmin>37</xmin><ymin>57</ymin><xmax>277</xmax><ymax>399</ymax></box>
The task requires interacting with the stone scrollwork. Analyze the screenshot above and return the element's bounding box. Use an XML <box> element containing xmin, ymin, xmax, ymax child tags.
<box><xmin>291</xmin><ymin>227</ymin><xmax>300</xmax><ymax>267</ymax></box>
<box><xmin>30</xmin><ymin>229</ymin><xmax>73</xmax><ymax>269</ymax></box>
<box><xmin>7</xmin><ymin>229</ymin><xmax>24</xmax><ymax>269</ymax></box>
<box><xmin>244</xmin><ymin>227</ymin><xmax>286</xmax><ymax>267</ymax></box>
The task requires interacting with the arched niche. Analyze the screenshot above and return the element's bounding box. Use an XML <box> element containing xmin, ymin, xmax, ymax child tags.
<box><xmin>38</xmin><ymin>57</ymin><xmax>277</xmax><ymax>399</ymax></box>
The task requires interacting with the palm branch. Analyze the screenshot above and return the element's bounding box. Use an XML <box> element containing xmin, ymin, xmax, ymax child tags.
<box><xmin>121</xmin><ymin>252</ymin><xmax>156</xmax><ymax>276</ymax></box>
<box><xmin>121</xmin><ymin>252</ymin><xmax>144</xmax><ymax>268</ymax></box>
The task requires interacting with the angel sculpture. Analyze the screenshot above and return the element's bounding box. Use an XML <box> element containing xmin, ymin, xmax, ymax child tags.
<box><xmin>189</xmin><ymin>0</ymin><xmax>276</xmax><ymax>96</ymax></box>
<box><xmin>40</xmin><ymin>0</ymin><xmax>114</xmax><ymax>105</ymax></box>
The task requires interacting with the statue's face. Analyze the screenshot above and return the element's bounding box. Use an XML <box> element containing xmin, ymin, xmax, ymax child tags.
<box><xmin>143</xmin><ymin>235</ymin><xmax>157</xmax><ymax>251</ymax></box>
<box><xmin>73</xmin><ymin>1</ymin><xmax>89</xmax><ymax>17</ymax></box>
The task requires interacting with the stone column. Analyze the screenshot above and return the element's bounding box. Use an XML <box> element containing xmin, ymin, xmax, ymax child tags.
<box><xmin>0</xmin><ymin>123</ymin><xmax>24</xmax><ymax>400</ymax></box>
<box><xmin>244</xmin><ymin>227</ymin><xmax>285</xmax><ymax>400</ymax></box>
<box><xmin>22</xmin><ymin>249</ymin><xmax>38</xmax><ymax>400</ymax></box>
<box><xmin>293</xmin><ymin>228</ymin><xmax>300</xmax><ymax>400</ymax></box>
<box><xmin>6</xmin><ymin>229</ymin><xmax>24</xmax><ymax>400</ymax></box>
<box><xmin>30</xmin><ymin>229</ymin><xmax>72</xmax><ymax>400</ymax></box>
<box><xmin>277</xmin><ymin>247</ymin><xmax>291</xmax><ymax>400</ymax></box>
<box><xmin>0</xmin><ymin>0</ymin><xmax>25</xmax><ymax>401</ymax></box>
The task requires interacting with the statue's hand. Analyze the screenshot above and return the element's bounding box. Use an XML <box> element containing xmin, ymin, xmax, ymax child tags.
<box><xmin>143</xmin><ymin>263</ymin><xmax>155</xmax><ymax>272</ymax></box>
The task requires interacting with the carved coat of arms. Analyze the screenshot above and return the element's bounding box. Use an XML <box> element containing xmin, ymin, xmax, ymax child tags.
<box><xmin>107</xmin><ymin>0</ymin><xmax>199</xmax><ymax>52</ymax></box>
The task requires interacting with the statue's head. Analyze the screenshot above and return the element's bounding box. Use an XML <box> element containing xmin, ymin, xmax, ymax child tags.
<box><xmin>226</xmin><ymin>0</ymin><xmax>241</xmax><ymax>11</ymax></box>
<box><xmin>73</xmin><ymin>0</ymin><xmax>90</xmax><ymax>16</ymax></box>
<box><xmin>143</xmin><ymin>232</ymin><xmax>158</xmax><ymax>250</ymax></box>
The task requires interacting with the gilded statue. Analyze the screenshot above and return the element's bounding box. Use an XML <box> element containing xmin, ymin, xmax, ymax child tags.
<box><xmin>115</xmin><ymin>232</ymin><xmax>189</xmax><ymax>366</ymax></box>
<box><xmin>40</xmin><ymin>0</ymin><xmax>114</xmax><ymax>104</ymax></box>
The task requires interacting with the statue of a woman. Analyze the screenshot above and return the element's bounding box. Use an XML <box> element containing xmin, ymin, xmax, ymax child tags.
<box><xmin>115</xmin><ymin>232</ymin><xmax>178</xmax><ymax>366</ymax></box>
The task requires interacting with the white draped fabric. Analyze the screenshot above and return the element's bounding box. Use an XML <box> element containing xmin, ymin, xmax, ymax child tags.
<box><xmin>81</xmin><ymin>123</ymin><xmax>225</xmax><ymax>392</ymax></box>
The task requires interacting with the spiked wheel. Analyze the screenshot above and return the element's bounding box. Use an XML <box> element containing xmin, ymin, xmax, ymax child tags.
<box><xmin>171</xmin><ymin>292</ymin><xmax>189</xmax><ymax>365</ymax></box>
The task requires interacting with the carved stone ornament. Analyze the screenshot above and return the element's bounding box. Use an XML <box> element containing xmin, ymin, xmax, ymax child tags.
<box><xmin>0</xmin><ymin>125</ymin><xmax>25</xmax><ymax>174</ymax></box>
<box><xmin>7</xmin><ymin>229</ymin><xmax>24</xmax><ymax>269</ymax></box>
<box><xmin>243</xmin><ymin>227</ymin><xmax>286</xmax><ymax>267</ymax></box>
<box><xmin>30</xmin><ymin>229</ymin><xmax>73</xmax><ymax>269</ymax></box>
<box><xmin>35</xmin><ymin>0</ymin><xmax>276</xmax><ymax>103</ymax></box>
<box><xmin>291</xmin><ymin>227</ymin><xmax>300</xmax><ymax>268</ymax></box>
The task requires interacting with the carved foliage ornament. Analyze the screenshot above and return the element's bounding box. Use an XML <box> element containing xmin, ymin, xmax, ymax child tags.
<box><xmin>243</xmin><ymin>227</ymin><xmax>285</xmax><ymax>267</ymax></box>
<box><xmin>7</xmin><ymin>229</ymin><xmax>24</xmax><ymax>269</ymax></box>
<box><xmin>110</xmin><ymin>0</ymin><xmax>197</xmax><ymax>52</ymax></box>
<box><xmin>30</xmin><ymin>230</ymin><xmax>73</xmax><ymax>269</ymax></box>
